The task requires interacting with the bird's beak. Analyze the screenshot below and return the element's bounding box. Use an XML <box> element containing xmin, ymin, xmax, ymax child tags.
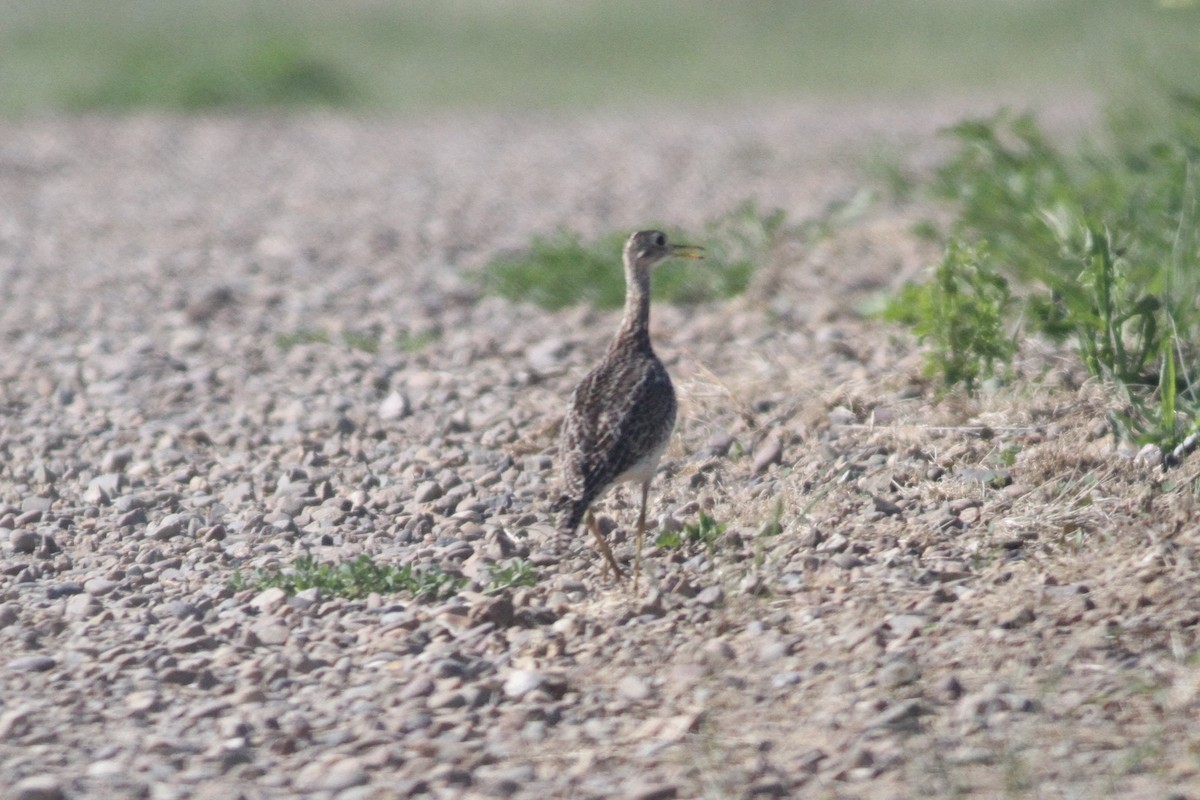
<box><xmin>671</xmin><ymin>244</ymin><xmax>705</xmax><ymax>260</ymax></box>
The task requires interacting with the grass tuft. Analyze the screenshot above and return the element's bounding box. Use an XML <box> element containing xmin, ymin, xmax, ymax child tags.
<box><xmin>396</xmin><ymin>329</ymin><xmax>440</xmax><ymax>353</ymax></box>
<box><xmin>655</xmin><ymin>512</ymin><xmax>726</xmax><ymax>553</ymax></box>
<box><xmin>67</xmin><ymin>37</ymin><xmax>357</xmax><ymax>111</ymax></box>
<box><xmin>885</xmin><ymin>94</ymin><xmax>1200</xmax><ymax>450</ymax></box>
<box><xmin>274</xmin><ymin>328</ymin><xmax>332</xmax><ymax>352</ymax></box>
<box><xmin>884</xmin><ymin>239</ymin><xmax>1016</xmax><ymax>391</ymax></box>
<box><xmin>480</xmin><ymin>202</ymin><xmax>783</xmax><ymax>310</ymax></box>
<box><xmin>759</xmin><ymin>498</ymin><xmax>785</xmax><ymax>538</ymax></box>
<box><xmin>274</xmin><ymin>327</ymin><xmax>383</xmax><ymax>354</ymax></box>
<box><xmin>231</xmin><ymin>554</ymin><xmax>464</xmax><ymax>600</ymax></box>
<box><xmin>485</xmin><ymin>558</ymin><xmax>538</xmax><ymax>592</ymax></box>
<box><xmin>341</xmin><ymin>329</ymin><xmax>381</xmax><ymax>354</ymax></box>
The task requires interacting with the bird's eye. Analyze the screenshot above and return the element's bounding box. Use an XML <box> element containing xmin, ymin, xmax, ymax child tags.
<box><xmin>654</xmin><ymin>233</ymin><xmax>666</xmax><ymax>247</ymax></box>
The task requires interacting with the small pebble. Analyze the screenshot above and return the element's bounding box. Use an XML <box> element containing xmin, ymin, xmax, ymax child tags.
<box><xmin>13</xmin><ymin>774</ymin><xmax>66</xmax><ymax>800</ymax></box>
<box><xmin>414</xmin><ymin>481</ymin><xmax>444</xmax><ymax>503</ymax></box>
<box><xmin>84</xmin><ymin>577</ymin><xmax>119</xmax><ymax>596</ymax></box>
<box><xmin>379</xmin><ymin>391</ymin><xmax>411</xmax><ymax>421</ymax></box>
<box><xmin>10</xmin><ymin>530</ymin><xmax>39</xmax><ymax>554</ymax></box>
<box><xmin>694</xmin><ymin>586</ymin><xmax>724</xmax><ymax>608</ymax></box>
<box><xmin>618</xmin><ymin>674</ymin><xmax>653</xmax><ymax>702</ymax></box>
<box><xmin>996</xmin><ymin>606</ymin><xmax>1035</xmax><ymax>629</ymax></box>
<box><xmin>885</xmin><ymin>613</ymin><xmax>925</xmax><ymax>638</ymax></box>
<box><xmin>752</xmin><ymin>430</ymin><xmax>783</xmax><ymax>474</ymax></box>
<box><xmin>293</xmin><ymin>757</ymin><xmax>367</xmax><ymax>793</ymax></box>
<box><xmin>878</xmin><ymin>655</ymin><xmax>920</xmax><ymax>689</ymax></box>
<box><xmin>101</xmin><ymin>448</ymin><xmax>135</xmax><ymax>473</ymax></box>
<box><xmin>150</xmin><ymin>514</ymin><xmax>187</xmax><ymax>541</ymax></box>
<box><xmin>504</xmin><ymin>669</ymin><xmax>547</xmax><ymax>699</ymax></box>
<box><xmin>251</xmin><ymin>587</ymin><xmax>288</xmax><ymax>614</ymax></box>
<box><xmin>702</xmin><ymin>639</ymin><xmax>735</xmax><ymax>664</ymax></box>
<box><xmin>7</xmin><ymin>655</ymin><xmax>56</xmax><ymax>673</ymax></box>
<box><xmin>65</xmin><ymin>594</ymin><xmax>100</xmax><ymax>618</ymax></box>
<box><xmin>627</xmin><ymin>782</ymin><xmax>679</xmax><ymax>800</ymax></box>
<box><xmin>251</xmin><ymin>621</ymin><xmax>290</xmax><ymax>646</ymax></box>
<box><xmin>1135</xmin><ymin>443</ymin><xmax>1163</xmax><ymax>466</ymax></box>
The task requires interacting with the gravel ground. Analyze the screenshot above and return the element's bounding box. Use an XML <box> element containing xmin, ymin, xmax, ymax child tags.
<box><xmin>4</xmin><ymin>94</ymin><xmax>1200</xmax><ymax>800</ymax></box>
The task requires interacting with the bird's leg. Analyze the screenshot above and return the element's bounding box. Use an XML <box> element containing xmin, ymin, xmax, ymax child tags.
<box><xmin>587</xmin><ymin>510</ymin><xmax>624</xmax><ymax>581</ymax></box>
<box><xmin>634</xmin><ymin>480</ymin><xmax>650</xmax><ymax>593</ymax></box>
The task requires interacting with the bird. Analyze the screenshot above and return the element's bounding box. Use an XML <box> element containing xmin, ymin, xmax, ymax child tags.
<box><xmin>554</xmin><ymin>230</ymin><xmax>704</xmax><ymax>587</ymax></box>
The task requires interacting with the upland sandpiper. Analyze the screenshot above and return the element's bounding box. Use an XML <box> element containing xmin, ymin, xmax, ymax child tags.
<box><xmin>555</xmin><ymin>230</ymin><xmax>703</xmax><ymax>585</ymax></box>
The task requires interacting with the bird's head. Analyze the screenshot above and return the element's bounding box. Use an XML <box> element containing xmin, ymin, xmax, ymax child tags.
<box><xmin>623</xmin><ymin>230</ymin><xmax>704</xmax><ymax>273</ymax></box>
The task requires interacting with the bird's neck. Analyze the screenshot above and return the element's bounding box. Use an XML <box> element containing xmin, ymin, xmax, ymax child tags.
<box><xmin>613</xmin><ymin>264</ymin><xmax>653</xmax><ymax>353</ymax></box>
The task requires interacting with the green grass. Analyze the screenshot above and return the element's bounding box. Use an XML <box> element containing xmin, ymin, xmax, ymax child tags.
<box><xmin>2</xmin><ymin>1</ymin><xmax>1197</xmax><ymax>115</ymax></box>
<box><xmin>885</xmin><ymin>92</ymin><xmax>1200</xmax><ymax>450</ymax></box>
<box><xmin>232</xmin><ymin>555</ymin><xmax>538</xmax><ymax>600</ymax></box>
<box><xmin>232</xmin><ymin>554</ymin><xmax>464</xmax><ymax>600</ymax></box>
<box><xmin>481</xmin><ymin>203</ymin><xmax>781</xmax><ymax>310</ymax></box>
<box><xmin>69</xmin><ymin>37</ymin><xmax>355</xmax><ymax>110</ymax></box>
<box><xmin>485</xmin><ymin>558</ymin><xmax>538</xmax><ymax>592</ymax></box>
<box><xmin>759</xmin><ymin>498</ymin><xmax>785</xmax><ymax>538</ymax></box>
<box><xmin>884</xmin><ymin>239</ymin><xmax>1017</xmax><ymax>391</ymax></box>
<box><xmin>341</xmin><ymin>329</ymin><xmax>381</xmax><ymax>354</ymax></box>
<box><xmin>655</xmin><ymin>512</ymin><xmax>725</xmax><ymax>553</ymax></box>
<box><xmin>395</xmin><ymin>330</ymin><xmax>440</xmax><ymax>354</ymax></box>
<box><xmin>274</xmin><ymin>327</ymin><xmax>382</xmax><ymax>353</ymax></box>
<box><xmin>274</xmin><ymin>327</ymin><xmax>331</xmax><ymax>352</ymax></box>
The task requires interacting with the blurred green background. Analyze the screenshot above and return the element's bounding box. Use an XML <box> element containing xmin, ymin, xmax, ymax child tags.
<box><xmin>1</xmin><ymin>0</ymin><xmax>1197</xmax><ymax>115</ymax></box>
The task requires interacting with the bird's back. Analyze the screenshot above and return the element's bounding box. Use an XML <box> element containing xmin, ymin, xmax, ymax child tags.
<box><xmin>557</xmin><ymin>342</ymin><xmax>677</xmax><ymax>531</ymax></box>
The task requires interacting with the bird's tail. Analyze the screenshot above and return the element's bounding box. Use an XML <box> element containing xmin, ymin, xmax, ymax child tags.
<box><xmin>552</xmin><ymin>494</ymin><xmax>588</xmax><ymax>534</ymax></box>
<box><xmin>547</xmin><ymin>494</ymin><xmax>587</xmax><ymax>558</ymax></box>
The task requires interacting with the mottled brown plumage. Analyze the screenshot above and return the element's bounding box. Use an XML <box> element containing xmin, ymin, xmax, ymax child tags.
<box><xmin>556</xmin><ymin>230</ymin><xmax>703</xmax><ymax>584</ymax></box>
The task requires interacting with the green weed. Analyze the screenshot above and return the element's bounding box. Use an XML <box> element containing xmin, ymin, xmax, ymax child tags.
<box><xmin>759</xmin><ymin>498</ymin><xmax>785</xmax><ymax>537</ymax></box>
<box><xmin>231</xmin><ymin>554</ymin><xmax>464</xmax><ymax>600</ymax></box>
<box><xmin>68</xmin><ymin>37</ymin><xmax>356</xmax><ymax>111</ymax></box>
<box><xmin>479</xmin><ymin>203</ymin><xmax>782</xmax><ymax>310</ymax></box>
<box><xmin>1002</xmin><ymin>748</ymin><xmax>1034</xmax><ymax>796</ymax></box>
<box><xmin>655</xmin><ymin>512</ymin><xmax>726</xmax><ymax>553</ymax></box>
<box><xmin>275</xmin><ymin>327</ymin><xmax>332</xmax><ymax>351</ymax></box>
<box><xmin>483</xmin><ymin>231</ymin><xmax>628</xmax><ymax>310</ymax></box>
<box><xmin>341</xmin><ymin>329</ymin><xmax>380</xmax><ymax>353</ymax></box>
<box><xmin>888</xmin><ymin>97</ymin><xmax>1200</xmax><ymax>449</ymax></box>
<box><xmin>885</xmin><ymin>239</ymin><xmax>1016</xmax><ymax>390</ymax></box>
<box><xmin>395</xmin><ymin>329</ymin><xmax>440</xmax><ymax>353</ymax></box>
<box><xmin>275</xmin><ymin>327</ymin><xmax>382</xmax><ymax>354</ymax></box>
<box><xmin>485</xmin><ymin>558</ymin><xmax>538</xmax><ymax>592</ymax></box>
<box><xmin>998</xmin><ymin>445</ymin><xmax>1021</xmax><ymax>468</ymax></box>
<box><xmin>653</xmin><ymin>529</ymin><xmax>684</xmax><ymax>550</ymax></box>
